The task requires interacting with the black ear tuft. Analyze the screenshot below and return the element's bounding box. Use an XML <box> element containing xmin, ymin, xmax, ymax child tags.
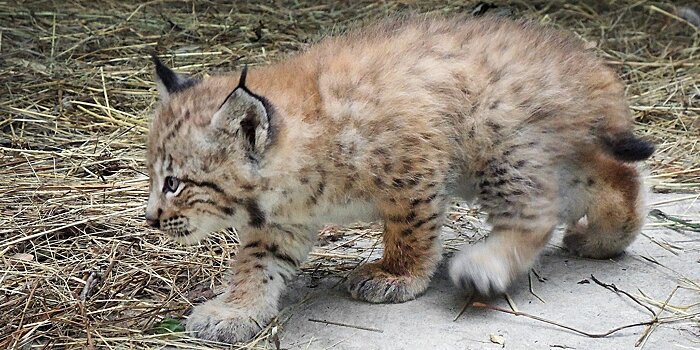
<box><xmin>211</xmin><ymin>68</ymin><xmax>273</xmax><ymax>158</ymax></box>
<box><xmin>237</xmin><ymin>65</ymin><xmax>249</xmax><ymax>89</ymax></box>
<box><xmin>151</xmin><ymin>53</ymin><xmax>198</xmax><ymax>98</ymax></box>
<box><xmin>151</xmin><ymin>53</ymin><xmax>179</xmax><ymax>93</ymax></box>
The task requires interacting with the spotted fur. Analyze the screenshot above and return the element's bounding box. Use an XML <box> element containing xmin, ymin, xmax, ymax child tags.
<box><xmin>145</xmin><ymin>15</ymin><xmax>653</xmax><ymax>343</ymax></box>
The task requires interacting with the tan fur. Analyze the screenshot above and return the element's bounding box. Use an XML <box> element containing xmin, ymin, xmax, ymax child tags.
<box><xmin>145</xmin><ymin>16</ymin><xmax>650</xmax><ymax>343</ymax></box>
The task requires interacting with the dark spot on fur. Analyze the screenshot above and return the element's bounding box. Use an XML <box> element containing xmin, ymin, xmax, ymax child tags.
<box><xmin>492</xmin><ymin>167</ymin><xmax>507</xmax><ymax>176</ymax></box>
<box><xmin>253</xmin><ymin>251</ymin><xmax>267</xmax><ymax>259</ymax></box>
<box><xmin>392</xmin><ymin>178</ymin><xmax>405</xmax><ymax>188</ymax></box>
<box><xmin>413</xmin><ymin>213</ymin><xmax>440</xmax><ymax>229</ymax></box>
<box><xmin>266</xmin><ymin>243</ymin><xmax>279</xmax><ymax>253</ymax></box>
<box><xmin>245</xmin><ymin>199</ymin><xmax>266</xmax><ymax>228</ymax></box>
<box><xmin>401</xmin><ymin>228</ymin><xmax>413</xmax><ymax>236</ymax></box>
<box><xmin>273</xmin><ymin>252</ymin><xmax>298</xmax><ymax>267</ymax></box>
<box><xmin>316</xmin><ymin>181</ymin><xmax>326</xmax><ymax>196</ymax></box>
<box><xmin>244</xmin><ymin>241</ymin><xmax>261</xmax><ymax>249</ymax></box>
<box><xmin>486</xmin><ymin>120</ymin><xmax>502</xmax><ymax>131</ymax></box>
<box><xmin>410</xmin><ymin>193</ymin><xmax>437</xmax><ymax>207</ymax></box>
<box><xmin>241</xmin><ymin>183</ymin><xmax>255</xmax><ymax>191</ymax></box>
<box><xmin>254</xmin><ymin>263</ymin><xmax>264</xmax><ymax>269</ymax></box>
<box><xmin>221</xmin><ymin>206</ymin><xmax>235</xmax><ymax>216</ymax></box>
<box><xmin>587</xmin><ymin>178</ymin><xmax>595</xmax><ymax>186</ymax></box>
<box><xmin>372</xmin><ymin>148</ymin><xmax>389</xmax><ymax>156</ymax></box>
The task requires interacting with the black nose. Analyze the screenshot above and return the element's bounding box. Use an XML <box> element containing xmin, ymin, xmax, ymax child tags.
<box><xmin>145</xmin><ymin>213</ymin><xmax>160</xmax><ymax>229</ymax></box>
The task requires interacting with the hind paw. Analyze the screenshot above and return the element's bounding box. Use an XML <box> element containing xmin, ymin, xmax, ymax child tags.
<box><xmin>449</xmin><ymin>243</ymin><xmax>516</xmax><ymax>296</ymax></box>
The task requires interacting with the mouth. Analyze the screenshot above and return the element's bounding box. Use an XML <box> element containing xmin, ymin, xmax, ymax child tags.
<box><xmin>163</xmin><ymin>227</ymin><xmax>209</xmax><ymax>245</ymax></box>
<box><xmin>166</xmin><ymin>228</ymin><xmax>191</xmax><ymax>237</ymax></box>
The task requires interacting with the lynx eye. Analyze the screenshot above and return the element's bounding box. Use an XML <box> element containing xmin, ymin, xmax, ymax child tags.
<box><xmin>163</xmin><ymin>176</ymin><xmax>180</xmax><ymax>193</ymax></box>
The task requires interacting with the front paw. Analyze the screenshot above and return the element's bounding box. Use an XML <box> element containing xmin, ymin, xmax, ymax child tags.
<box><xmin>185</xmin><ymin>294</ymin><xmax>275</xmax><ymax>343</ymax></box>
<box><xmin>346</xmin><ymin>262</ymin><xmax>430</xmax><ymax>303</ymax></box>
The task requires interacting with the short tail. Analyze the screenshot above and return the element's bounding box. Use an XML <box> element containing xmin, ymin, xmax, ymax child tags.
<box><xmin>603</xmin><ymin>132</ymin><xmax>655</xmax><ymax>162</ymax></box>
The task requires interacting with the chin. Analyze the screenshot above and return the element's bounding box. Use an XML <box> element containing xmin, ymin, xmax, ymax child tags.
<box><xmin>170</xmin><ymin>229</ymin><xmax>210</xmax><ymax>245</ymax></box>
<box><xmin>169</xmin><ymin>216</ymin><xmax>230</xmax><ymax>246</ymax></box>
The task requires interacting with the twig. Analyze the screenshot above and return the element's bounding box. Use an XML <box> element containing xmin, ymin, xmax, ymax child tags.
<box><xmin>11</xmin><ymin>281</ymin><xmax>40</xmax><ymax>349</ymax></box>
<box><xmin>308</xmin><ymin>318</ymin><xmax>383</xmax><ymax>333</ymax></box>
<box><xmin>531</xmin><ymin>268</ymin><xmax>546</xmax><ymax>283</ymax></box>
<box><xmin>635</xmin><ymin>286</ymin><xmax>679</xmax><ymax>347</ymax></box>
<box><xmin>528</xmin><ymin>271</ymin><xmax>545</xmax><ymax>303</ymax></box>
<box><xmin>504</xmin><ymin>293</ymin><xmax>519</xmax><ymax>312</ymax></box>
<box><xmin>472</xmin><ymin>302</ymin><xmax>655</xmax><ymax>338</ymax></box>
<box><xmin>453</xmin><ymin>293</ymin><xmax>475</xmax><ymax>321</ymax></box>
<box><xmin>590</xmin><ymin>275</ymin><xmax>656</xmax><ymax>316</ymax></box>
<box><xmin>78</xmin><ymin>302</ymin><xmax>95</xmax><ymax>350</ymax></box>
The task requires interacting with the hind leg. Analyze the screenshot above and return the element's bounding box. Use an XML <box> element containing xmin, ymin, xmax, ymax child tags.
<box><xmin>564</xmin><ymin>153</ymin><xmax>645</xmax><ymax>259</ymax></box>
<box><xmin>450</xmin><ymin>159</ymin><xmax>559</xmax><ymax>295</ymax></box>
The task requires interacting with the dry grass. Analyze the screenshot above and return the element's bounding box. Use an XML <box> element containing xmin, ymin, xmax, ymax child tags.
<box><xmin>0</xmin><ymin>1</ymin><xmax>698</xmax><ymax>349</ymax></box>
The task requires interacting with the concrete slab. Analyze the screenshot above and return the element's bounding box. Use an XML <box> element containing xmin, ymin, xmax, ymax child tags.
<box><xmin>277</xmin><ymin>193</ymin><xmax>700</xmax><ymax>349</ymax></box>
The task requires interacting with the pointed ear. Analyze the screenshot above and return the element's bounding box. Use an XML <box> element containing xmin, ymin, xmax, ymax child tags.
<box><xmin>151</xmin><ymin>54</ymin><xmax>197</xmax><ymax>100</ymax></box>
<box><xmin>211</xmin><ymin>68</ymin><xmax>272</xmax><ymax>158</ymax></box>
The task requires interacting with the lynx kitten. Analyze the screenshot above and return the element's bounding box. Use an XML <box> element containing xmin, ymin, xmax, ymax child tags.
<box><xmin>145</xmin><ymin>16</ymin><xmax>653</xmax><ymax>342</ymax></box>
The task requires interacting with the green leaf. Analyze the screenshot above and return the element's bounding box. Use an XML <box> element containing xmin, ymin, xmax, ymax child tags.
<box><xmin>152</xmin><ymin>317</ymin><xmax>185</xmax><ymax>334</ymax></box>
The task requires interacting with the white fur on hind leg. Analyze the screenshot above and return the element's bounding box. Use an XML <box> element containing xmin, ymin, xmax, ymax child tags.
<box><xmin>449</xmin><ymin>235</ymin><xmax>527</xmax><ymax>295</ymax></box>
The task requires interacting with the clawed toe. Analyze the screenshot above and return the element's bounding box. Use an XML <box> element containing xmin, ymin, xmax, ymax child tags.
<box><xmin>346</xmin><ymin>263</ymin><xmax>430</xmax><ymax>303</ymax></box>
<box><xmin>185</xmin><ymin>295</ymin><xmax>274</xmax><ymax>343</ymax></box>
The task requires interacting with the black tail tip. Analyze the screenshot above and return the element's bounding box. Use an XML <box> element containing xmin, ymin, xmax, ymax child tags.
<box><xmin>607</xmin><ymin>133</ymin><xmax>655</xmax><ymax>162</ymax></box>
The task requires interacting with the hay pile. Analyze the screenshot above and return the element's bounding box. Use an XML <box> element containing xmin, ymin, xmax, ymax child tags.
<box><xmin>1</xmin><ymin>1</ymin><xmax>698</xmax><ymax>349</ymax></box>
